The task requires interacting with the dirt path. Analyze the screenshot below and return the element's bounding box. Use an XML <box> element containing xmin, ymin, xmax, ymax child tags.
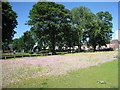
<box><xmin>1</xmin><ymin>51</ymin><xmax>118</xmax><ymax>87</ymax></box>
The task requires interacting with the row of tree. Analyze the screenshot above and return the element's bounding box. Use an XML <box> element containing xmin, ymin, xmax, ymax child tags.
<box><xmin>2</xmin><ymin>2</ymin><xmax>113</xmax><ymax>54</ymax></box>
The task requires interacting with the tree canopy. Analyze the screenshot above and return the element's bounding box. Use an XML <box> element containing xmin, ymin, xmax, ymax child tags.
<box><xmin>26</xmin><ymin>2</ymin><xmax>71</xmax><ymax>54</ymax></box>
<box><xmin>71</xmin><ymin>6</ymin><xmax>113</xmax><ymax>51</ymax></box>
<box><xmin>87</xmin><ymin>11</ymin><xmax>113</xmax><ymax>51</ymax></box>
<box><xmin>11</xmin><ymin>2</ymin><xmax>113</xmax><ymax>53</ymax></box>
<box><xmin>2</xmin><ymin>2</ymin><xmax>18</xmax><ymax>50</ymax></box>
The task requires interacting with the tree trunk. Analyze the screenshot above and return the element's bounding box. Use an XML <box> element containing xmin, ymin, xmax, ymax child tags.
<box><xmin>78</xmin><ymin>45</ymin><xmax>81</xmax><ymax>52</ymax></box>
<box><xmin>58</xmin><ymin>45</ymin><xmax>62</xmax><ymax>52</ymax></box>
<box><xmin>72</xmin><ymin>46</ymin><xmax>75</xmax><ymax>51</ymax></box>
<box><xmin>51</xmin><ymin>41</ymin><xmax>56</xmax><ymax>55</ymax></box>
<box><xmin>93</xmin><ymin>45</ymin><xmax>96</xmax><ymax>52</ymax></box>
<box><xmin>51</xmin><ymin>30</ymin><xmax>56</xmax><ymax>55</ymax></box>
<box><xmin>52</xmin><ymin>47</ymin><xmax>56</xmax><ymax>55</ymax></box>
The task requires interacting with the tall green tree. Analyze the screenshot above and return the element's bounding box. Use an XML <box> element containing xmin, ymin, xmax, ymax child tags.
<box><xmin>87</xmin><ymin>11</ymin><xmax>113</xmax><ymax>51</ymax></box>
<box><xmin>26</xmin><ymin>2</ymin><xmax>70</xmax><ymax>54</ymax></box>
<box><xmin>86</xmin><ymin>13</ymin><xmax>100</xmax><ymax>51</ymax></box>
<box><xmin>71</xmin><ymin>6</ymin><xmax>91</xmax><ymax>52</ymax></box>
<box><xmin>96</xmin><ymin>11</ymin><xmax>113</xmax><ymax>48</ymax></box>
<box><xmin>2</xmin><ymin>2</ymin><xmax>18</xmax><ymax>50</ymax></box>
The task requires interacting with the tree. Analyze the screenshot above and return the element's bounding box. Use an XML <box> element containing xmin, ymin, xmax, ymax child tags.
<box><xmin>13</xmin><ymin>38</ymin><xmax>20</xmax><ymax>51</ymax></box>
<box><xmin>71</xmin><ymin>6</ymin><xmax>91</xmax><ymax>52</ymax></box>
<box><xmin>2</xmin><ymin>2</ymin><xmax>18</xmax><ymax>50</ymax></box>
<box><xmin>13</xmin><ymin>31</ymin><xmax>36</xmax><ymax>52</ymax></box>
<box><xmin>86</xmin><ymin>14</ymin><xmax>100</xmax><ymax>51</ymax></box>
<box><xmin>26</xmin><ymin>2</ymin><xmax>70</xmax><ymax>54</ymax></box>
<box><xmin>96</xmin><ymin>11</ymin><xmax>113</xmax><ymax>48</ymax></box>
<box><xmin>63</xmin><ymin>25</ymin><xmax>79</xmax><ymax>51</ymax></box>
<box><xmin>87</xmin><ymin>11</ymin><xmax>113</xmax><ymax>51</ymax></box>
<box><xmin>13</xmin><ymin>37</ymin><xmax>25</xmax><ymax>51</ymax></box>
<box><xmin>23</xmin><ymin>31</ymin><xmax>36</xmax><ymax>52</ymax></box>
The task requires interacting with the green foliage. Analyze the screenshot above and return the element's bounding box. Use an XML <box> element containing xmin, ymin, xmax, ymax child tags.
<box><xmin>96</xmin><ymin>11</ymin><xmax>113</xmax><ymax>46</ymax></box>
<box><xmin>86</xmin><ymin>11</ymin><xmax>113</xmax><ymax>51</ymax></box>
<box><xmin>26</xmin><ymin>2</ymin><xmax>71</xmax><ymax>54</ymax></box>
<box><xmin>2</xmin><ymin>2</ymin><xmax>18</xmax><ymax>50</ymax></box>
<box><xmin>71</xmin><ymin>7</ymin><xmax>113</xmax><ymax>52</ymax></box>
<box><xmin>10</xmin><ymin>3</ymin><xmax>113</xmax><ymax>53</ymax></box>
<box><xmin>12</xmin><ymin>31</ymin><xmax>35</xmax><ymax>52</ymax></box>
<box><xmin>71</xmin><ymin>6</ymin><xmax>92</xmax><ymax>51</ymax></box>
<box><xmin>13</xmin><ymin>37</ymin><xmax>25</xmax><ymax>51</ymax></box>
<box><xmin>23</xmin><ymin>31</ymin><xmax>35</xmax><ymax>52</ymax></box>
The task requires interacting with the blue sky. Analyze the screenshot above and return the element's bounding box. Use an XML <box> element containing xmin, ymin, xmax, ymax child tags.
<box><xmin>10</xmin><ymin>2</ymin><xmax>118</xmax><ymax>39</ymax></box>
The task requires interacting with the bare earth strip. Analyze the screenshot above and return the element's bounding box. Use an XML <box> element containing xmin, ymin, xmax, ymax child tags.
<box><xmin>1</xmin><ymin>51</ymin><xmax>118</xmax><ymax>87</ymax></box>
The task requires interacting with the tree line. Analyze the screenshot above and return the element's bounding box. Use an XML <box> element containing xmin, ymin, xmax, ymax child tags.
<box><xmin>2</xmin><ymin>2</ymin><xmax>113</xmax><ymax>54</ymax></box>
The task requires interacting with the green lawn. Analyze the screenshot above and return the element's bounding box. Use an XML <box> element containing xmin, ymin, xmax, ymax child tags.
<box><xmin>1</xmin><ymin>52</ymin><xmax>32</xmax><ymax>56</ymax></box>
<box><xmin>6</xmin><ymin>60</ymin><xmax>118</xmax><ymax>88</ymax></box>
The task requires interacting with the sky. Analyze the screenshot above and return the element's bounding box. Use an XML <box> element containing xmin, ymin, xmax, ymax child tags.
<box><xmin>9</xmin><ymin>2</ymin><xmax>118</xmax><ymax>40</ymax></box>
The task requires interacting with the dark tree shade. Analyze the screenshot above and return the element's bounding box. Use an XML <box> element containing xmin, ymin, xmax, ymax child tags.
<box><xmin>2</xmin><ymin>2</ymin><xmax>18</xmax><ymax>50</ymax></box>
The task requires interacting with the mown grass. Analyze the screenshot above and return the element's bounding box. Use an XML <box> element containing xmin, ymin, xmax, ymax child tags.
<box><xmin>6</xmin><ymin>60</ymin><xmax>118</xmax><ymax>88</ymax></box>
<box><xmin>66</xmin><ymin>50</ymin><xmax>118</xmax><ymax>55</ymax></box>
<box><xmin>1</xmin><ymin>52</ymin><xmax>32</xmax><ymax>56</ymax></box>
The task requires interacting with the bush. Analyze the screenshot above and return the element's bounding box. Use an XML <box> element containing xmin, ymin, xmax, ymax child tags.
<box><xmin>29</xmin><ymin>52</ymin><xmax>34</xmax><ymax>54</ymax></box>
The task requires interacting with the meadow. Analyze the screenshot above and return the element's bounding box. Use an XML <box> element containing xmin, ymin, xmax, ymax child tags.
<box><xmin>1</xmin><ymin>51</ymin><xmax>118</xmax><ymax>88</ymax></box>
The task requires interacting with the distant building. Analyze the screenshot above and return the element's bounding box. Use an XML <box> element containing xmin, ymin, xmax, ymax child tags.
<box><xmin>96</xmin><ymin>39</ymin><xmax>120</xmax><ymax>50</ymax></box>
<box><xmin>109</xmin><ymin>39</ymin><xmax>120</xmax><ymax>50</ymax></box>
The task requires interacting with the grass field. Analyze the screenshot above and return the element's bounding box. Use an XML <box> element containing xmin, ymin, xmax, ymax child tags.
<box><xmin>1</xmin><ymin>51</ymin><xmax>118</xmax><ymax>88</ymax></box>
<box><xmin>4</xmin><ymin>60</ymin><xmax>118</xmax><ymax>88</ymax></box>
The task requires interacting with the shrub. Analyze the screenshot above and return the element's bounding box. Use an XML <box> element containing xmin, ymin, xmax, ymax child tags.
<box><xmin>29</xmin><ymin>52</ymin><xmax>34</xmax><ymax>54</ymax></box>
